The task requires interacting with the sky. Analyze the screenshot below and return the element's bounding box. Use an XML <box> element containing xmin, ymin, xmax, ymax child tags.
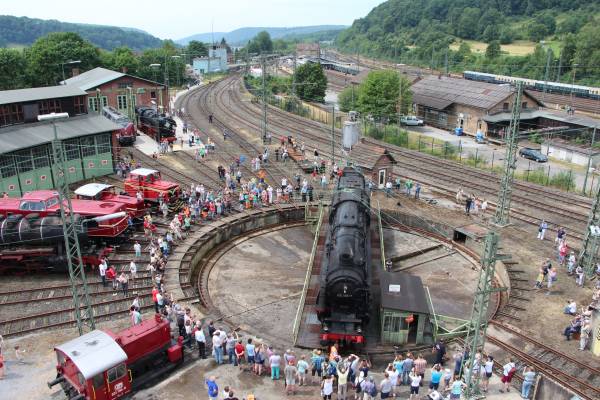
<box><xmin>2</xmin><ymin>0</ymin><xmax>387</xmax><ymax>39</ymax></box>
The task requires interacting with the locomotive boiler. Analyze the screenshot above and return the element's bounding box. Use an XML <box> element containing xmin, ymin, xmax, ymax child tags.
<box><xmin>135</xmin><ymin>106</ymin><xmax>177</xmax><ymax>143</ymax></box>
<box><xmin>316</xmin><ymin>167</ymin><xmax>371</xmax><ymax>346</ymax></box>
<box><xmin>0</xmin><ymin>190</ymin><xmax>128</xmax><ymax>272</ymax></box>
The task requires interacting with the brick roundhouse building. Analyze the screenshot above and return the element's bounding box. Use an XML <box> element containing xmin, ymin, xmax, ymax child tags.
<box><xmin>62</xmin><ymin>67</ymin><xmax>168</xmax><ymax>117</ymax></box>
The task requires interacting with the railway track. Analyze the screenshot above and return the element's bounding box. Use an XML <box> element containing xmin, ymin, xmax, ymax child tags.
<box><xmin>487</xmin><ymin>320</ymin><xmax>600</xmax><ymax>399</ymax></box>
<box><xmin>208</xmin><ymin>73</ymin><xmax>590</xmax><ymax>238</ymax></box>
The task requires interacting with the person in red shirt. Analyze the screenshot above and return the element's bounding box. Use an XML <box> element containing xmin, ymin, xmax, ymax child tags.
<box><xmin>152</xmin><ymin>286</ymin><xmax>160</xmax><ymax>313</ymax></box>
<box><xmin>235</xmin><ymin>340</ymin><xmax>245</xmax><ymax>370</ymax></box>
<box><xmin>105</xmin><ymin>266</ymin><xmax>117</xmax><ymax>290</ymax></box>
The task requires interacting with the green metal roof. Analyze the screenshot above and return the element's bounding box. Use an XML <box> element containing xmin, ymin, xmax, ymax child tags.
<box><xmin>0</xmin><ymin>114</ymin><xmax>120</xmax><ymax>154</ymax></box>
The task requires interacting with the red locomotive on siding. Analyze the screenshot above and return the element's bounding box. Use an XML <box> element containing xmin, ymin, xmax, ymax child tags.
<box><xmin>49</xmin><ymin>314</ymin><xmax>184</xmax><ymax>400</ymax></box>
<box><xmin>74</xmin><ymin>183</ymin><xmax>146</xmax><ymax>219</ymax></box>
<box><xmin>124</xmin><ymin>168</ymin><xmax>181</xmax><ymax>204</ymax></box>
<box><xmin>0</xmin><ymin>190</ymin><xmax>129</xmax><ymax>238</ymax></box>
<box><xmin>102</xmin><ymin>107</ymin><xmax>136</xmax><ymax>146</ymax></box>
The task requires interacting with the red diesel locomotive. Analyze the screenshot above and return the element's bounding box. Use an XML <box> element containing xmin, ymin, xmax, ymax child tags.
<box><xmin>124</xmin><ymin>168</ymin><xmax>181</xmax><ymax>204</ymax></box>
<box><xmin>49</xmin><ymin>314</ymin><xmax>184</xmax><ymax>400</ymax></box>
<box><xmin>74</xmin><ymin>183</ymin><xmax>146</xmax><ymax>219</ymax></box>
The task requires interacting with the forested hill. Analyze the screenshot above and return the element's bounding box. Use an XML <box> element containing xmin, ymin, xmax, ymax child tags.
<box><xmin>0</xmin><ymin>15</ymin><xmax>163</xmax><ymax>50</ymax></box>
<box><xmin>338</xmin><ymin>0</ymin><xmax>597</xmax><ymax>54</ymax></box>
<box><xmin>336</xmin><ymin>0</ymin><xmax>600</xmax><ymax>84</ymax></box>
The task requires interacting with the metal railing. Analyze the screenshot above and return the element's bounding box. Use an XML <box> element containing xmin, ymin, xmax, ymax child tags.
<box><xmin>292</xmin><ymin>202</ymin><xmax>325</xmax><ymax>345</ymax></box>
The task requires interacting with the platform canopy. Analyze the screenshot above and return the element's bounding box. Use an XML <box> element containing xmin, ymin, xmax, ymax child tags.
<box><xmin>55</xmin><ymin>330</ymin><xmax>127</xmax><ymax>379</ymax></box>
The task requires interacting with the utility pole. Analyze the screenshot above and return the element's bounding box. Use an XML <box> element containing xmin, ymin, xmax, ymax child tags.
<box><xmin>444</xmin><ymin>49</ymin><xmax>449</xmax><ymax>76</ymax></box>
<box><xmin>42</xmin><ymin>113</ymin><xmax>95</xmax><ymax>335</ymax></box>
<box><xmin>556</xmin><ymin>53</ymin><xmax>563</xmax><ymax>82</ymax></box>
<box><xmin>493</xmin><ymin>81</ymin><xmax>524</xmax><ymax>226</ymax></box>
<box><xmin>583</xmin><ymin>128</ymin><xmax>597</xmax><ymax>195</ymax></box>
<box><xmin>398</xmin><ymin>69</ymin><xmax>403</xmax><ymax>129</ymax></box>
<box><xmin>462</xmin><ymin>231</ymin><xmax>504</xmax><ymax>398</ymax></box>
<box><xmin>579</xmin><ymin>180</ymin><xmax>600</xmax><ymax>278</ymax></box>
<box><xmin>542</xmin><ymin>49</ymin><xmax>552</xmax><ymax>104</ymax></box>
<box><xmin>331</xmin><ymin>105</ymin><xmax>335</xmax><ymax>165</ymax></box>
<box><xmin>292</xmin><ymin>52</ymin><xmax>297</xmax><ymax>97</ymax></box>
<box><xmin>261</xmin><ymin>54</ymin><xmax>268</xmax><ymax>143</ymax></box>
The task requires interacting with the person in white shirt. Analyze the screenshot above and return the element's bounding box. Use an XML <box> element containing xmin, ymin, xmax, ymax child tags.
<box><xmin>212</xmin><ymin>331</ymin><xmax>224</xmax><ymax>364</ymax></box>
<box><xmin>195</xmin><ymin>325</ymin><xmax>206</xmax><ymax>359</ymax></box>
<box><xmin>129</xmin><ymin>260</ymin><xmax>137</xmax><ymax>282</ymax></box>
<box><xmin>564</xmin><ymin>300</ymin><xmax>577</xmax><ymax>315</ymax></box>
<box><xmin>99</xmin><ymin>259</ymin><xmax>107</xmax><ymax>287</ymax></box>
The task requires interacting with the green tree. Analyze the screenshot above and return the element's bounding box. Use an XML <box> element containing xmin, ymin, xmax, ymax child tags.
<box><xmin>28</xmin><ymin>32</ymin><xmax>100</xmax><ymax>86</ymax></box>
<box><xmin>535</xmin><ymin>12</ymin><xmax>556</xmax><ymax>36</ymax></box>
<box><xmin>293</xmin><ymin>62</ymin><xmax>327</xmax><ymax>102</ymax></box>
<box><xmin>246</xmin><ymin>31</ymin><xmax>273</xmax><ymax>54</ymax></box>
<box><xmin>482</xmin><ymin>25</ymin><xmax>500</xmax><ymax>43</ymax></box>
<box><xmin>338</xmin><ymin>86</ymin><xmax>358</xmax><ymax>112</ymax></box>
<box><xmin>187</xmin><ymin>40</ymin><xmax>208</xmax><ymax>58</ymax></box>
<box><xmin>526</xmin><ymin>21</ymin><xmax>549</xmax><ymax>42</ymax></box>
<box><xmin>485</xmin><ymin>40</ymin><xmax>501</xmax><ymax>59</ymax></box>
<box><xmin>573</xmin><ymin>24</ymin><xmax>600</xmax><ymax>76</ymax></box>
<box><xmin>0</xmin><ymin>48</ymin><xmax>28</xmax><ymax>89</ymax></box>
<box><xmin>456</xmin><ymin>8</ymin><xmax>481</xmax><ymax>39</ymax></box>
<box><xmin>102</xmin><ymin>46</ymin><xmax>139</xmax><ymax>74</ymax></box>
<box><xmin>356</xmin><ymin>70</ymin><xmax>412</xmax><ymax>121</ymax></box>
<box><xmin>561</xmin><ymin>33</ymin><xmax>577</xmax><ymax>69</ymax></box>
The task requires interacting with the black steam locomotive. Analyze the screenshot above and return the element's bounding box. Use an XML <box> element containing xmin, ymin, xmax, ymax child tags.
<box><xmin>316</xmin><ymin>167</ymin><xmax>371</xmax><ymax>346</ymax></box>
<box><xmin>135</xmin><ymin>106</ymin><xmax>177</xmax><ymax>143</ymax></box>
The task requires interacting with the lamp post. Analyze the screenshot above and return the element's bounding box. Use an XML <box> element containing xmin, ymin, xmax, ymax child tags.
<box><xmin>149</xmin><ymin>63</ymin><xmax>162</xmax><ymax>111</ymax></box>
<box><xmin>59</xmin><ymin>60</ymin><xmax>81</xmax><ymax>84</ymax></box>
<box><xmin>95</xmin><ymin>88</ymin><xmax>103</xmax><ymax>114</ymax></box>
<box><xmin>171</xmin><ymin>55</ymin><xmax>181</xmax><ymax>87</ymax></box>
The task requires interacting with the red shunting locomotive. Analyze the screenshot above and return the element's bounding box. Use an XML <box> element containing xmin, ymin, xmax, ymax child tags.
<box><xmin>49</xmin><ymin>314</ymin><xmax>184</xmax><ymax>400</ymax></box>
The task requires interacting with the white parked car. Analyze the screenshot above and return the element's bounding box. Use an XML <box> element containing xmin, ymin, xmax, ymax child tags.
<box><xmin>400</xmin><ymin>115</ymin><xmax>424</xmax><ymax>126</ymax></box>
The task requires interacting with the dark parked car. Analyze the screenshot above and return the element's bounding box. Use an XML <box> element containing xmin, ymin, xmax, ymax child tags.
<box><xmin>519</xmin><ymin>147</ymin><xmax>548</xmax><ymax>162</ymax></box>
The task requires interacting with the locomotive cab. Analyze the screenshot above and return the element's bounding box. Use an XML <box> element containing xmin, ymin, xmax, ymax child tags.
<box><xmin>51</xmin><ymin>330</ymin><xmax>131</xmax><ymax>400</ymax></box>
<box><xmin>75</xmin><ymin>183</ymin><xmax>145</xmax><ymax>219</ymax></box>
<box><xmin>50</xmin><ymin>315</ymin><xmax>183</xmax><ymax>400</ymax></box>
<box><xmin>124</xmin><ymin>168</ymin><xmax>180</xmax><ymax>204</ymax></box>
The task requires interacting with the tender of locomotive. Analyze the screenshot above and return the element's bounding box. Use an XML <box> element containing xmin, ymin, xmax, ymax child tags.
<box><xmin>74</xmin><ymin>183</ymin><xmax>146</xmax><ymax>219</ymax></box>
<box><xmin>135</xmin><ymin>106</ymin><xmax>176</xmax><ymax>143</ymax></box>
<box><xmin>316</xmin><ymin>167</ymin><xmax>371</xmax><ymax>346</ymax></box>
<box><xmin>124</xmin><ymin>168</ymin><xmax>181</xmax><ymax>204</ymax></box>
<box><xmin>48</xmin><ymin>314</ymin><xmax>184</xmax><ymax>400</ymax></box>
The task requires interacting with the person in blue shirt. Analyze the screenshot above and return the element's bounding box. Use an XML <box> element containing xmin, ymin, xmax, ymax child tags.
<box><xmin>429</xmin><ymin>364</ymin><xmax>443</xmax><ymax>393</ymax></box>
<box><xmin>205</xmin><ymin>376</ymin><xmax>218</xmax><ymax>400</ymax></box>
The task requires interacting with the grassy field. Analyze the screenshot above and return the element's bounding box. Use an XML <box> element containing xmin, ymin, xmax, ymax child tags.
<box><xmin>450</xmin><ymin>39</ymin><xmax>539</xmax><ymax>55</ymax></box>
<box><xmin>450</xmin><ymin>39</ymin><xmax>562</xmax><ymax>56</ymax></box>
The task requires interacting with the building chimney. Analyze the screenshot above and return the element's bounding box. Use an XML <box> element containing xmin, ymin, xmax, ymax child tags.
<box><xmin>71</xmin><ymin>68</ymin><xmax>80</xmax><ymax>77</ymax></box>
<box><xmin>122</xmin><ymin>66</ymin><xmax>128</xmax><ymax>73</ymax></box>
